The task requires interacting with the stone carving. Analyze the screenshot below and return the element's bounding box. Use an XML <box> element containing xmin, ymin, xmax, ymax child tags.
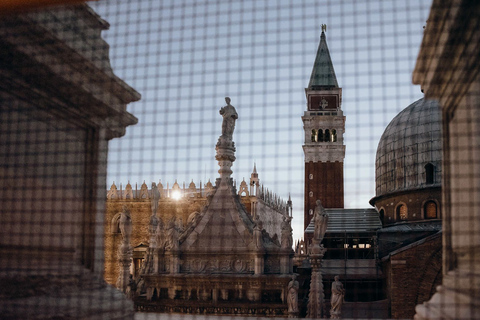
<box><xmin>117</xmin><ymin>205</ymin><xmax>133</xmax><ymax>292</ymax></box>
<box><xmin>107</xmin><ymin>182</ymin><xmax>119</xmax><ymax>199</ymax></box>
<box><xmin>219</xmin><ymin>97</ymin><xmax>238</xmax><ymax>141</ymax></box>
<box><xmin>314</xmin><ymin>199</ymin><xmax>329</xmax><ymax>242</ymax></box>
<box><xmin>191</xmin><ymin>259</ymin><xmax>205</xmax><ymax>273</ymax></box>
<box><xmin>287</xmin><ymin>274</ymin><xmax>299</xmax><ymax>317</ymax></box>
<box><xmin>187</xmin><ymin>211</ymin><xmax>200</xmax><ymax>226</ymax></box>
<box><xmin>139</xmin><ymin>181</ymin><xmax>149</xmax><ymax>199</ymax></box>
<box><xmin>220</xmin><ymin>260</ymin><xmax>231</xmax><ymax>271</ymax></box>
<box><xmin>233</xmin><ymin>259</ymin><xmax>246</xmax><ymax>272</ymax></box>
<box><xmin>166</xmin><ymin>217</ymin><xmax>180</xmax><ymax>251</ymax></box>
<box><xmin>119</xmin><ymin>205</ymin><xmax>132</xmax><ymax>250</ymax></box>
<box><xmin>281</xmin><ymin>215</ymin><xmax>293</xmax><ymax>249</ymax></box>
<box><xmin>124</xmin><ymin>181</ymin><xmax>133</xmax><ymax>199</ymax></box>
<box><xmin>330</xmin><ymin>275</ymin><xmax>345</xmax><ymax>319</ymax></box>
<box><xmin>253</xmin><ymin>217</ymin><xmax>264</xmax><ymax>250</ymax></box>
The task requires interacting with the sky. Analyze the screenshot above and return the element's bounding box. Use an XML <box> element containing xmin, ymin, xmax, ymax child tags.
<box><xmin>91</xmin><ymin>0</ymin><xmax>432</xmax><ymax>241</ymax></box>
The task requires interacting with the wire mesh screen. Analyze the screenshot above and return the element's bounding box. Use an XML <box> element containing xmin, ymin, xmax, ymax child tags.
<box><xmin>1</xmin><ymin>0</ymin><xmax>479</xmax><ymax>319</ymax></box>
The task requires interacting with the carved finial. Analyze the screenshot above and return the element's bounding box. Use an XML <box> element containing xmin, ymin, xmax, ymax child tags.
<box><xmin>321</xmin><ymin>24</ymin><xmax>327</xmax><ymax>33</ymax></box>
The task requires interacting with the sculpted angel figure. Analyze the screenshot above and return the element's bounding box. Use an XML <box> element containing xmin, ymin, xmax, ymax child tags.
<box><xmin>219</xmin><ymin>97</ymin><xmax>238</xmax><ymax>140</ymax></box>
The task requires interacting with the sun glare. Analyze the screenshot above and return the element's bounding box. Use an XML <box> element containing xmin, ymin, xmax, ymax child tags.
<box><xmin>171</xmin><ymin>190</ymin><xmax>182</xmax><ymax>200</ymax></box>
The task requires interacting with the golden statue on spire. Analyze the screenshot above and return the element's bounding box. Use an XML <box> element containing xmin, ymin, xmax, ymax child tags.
<box><xmin>321</xmin><ymin>24</ymin><xmax>327</xmax><ymax>33</ymax></box>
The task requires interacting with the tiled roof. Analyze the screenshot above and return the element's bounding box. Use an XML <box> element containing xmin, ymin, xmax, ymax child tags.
<box><xmin>377</xmin><ymin>220</ymin><xmax>441</xmax><ymax>233</ymax></box>
<box><xmin>305</xmin><ymin>208</ymin><xmax>382</xmax><ymax>233</ymax></box>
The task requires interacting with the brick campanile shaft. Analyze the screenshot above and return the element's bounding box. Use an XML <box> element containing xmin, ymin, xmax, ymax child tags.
<box><xmin>302</xmin><ymin>25</ymin><xmax>345</xmax><ymax>244</ymax></box>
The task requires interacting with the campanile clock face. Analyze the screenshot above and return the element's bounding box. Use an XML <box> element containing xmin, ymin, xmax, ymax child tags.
<box><xmin>309</xmin><ymin>95</ymin><xmax>338</xmax><ymax>110</ymax></box>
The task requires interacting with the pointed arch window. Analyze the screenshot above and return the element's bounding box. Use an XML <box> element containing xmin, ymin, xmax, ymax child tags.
<box><xmin>425</xmin><ymin>201</ymin><xmax>437</xmax><ymax>219</ymax></box>
<box><xmin>311</xmin><ymin>129</ymin><xmax>317</xmax><ymax>142</ymax></box>
<box><xmin>324</xmin><ymin>129</ymin><xmax>330</xmax><ymax>143</ymax></box>
<box><xmin>425</xmin><ymin>163</ymin><xmax>435</xmax><ymax>184</ymax></box>
<box><xmin>331</xmin><ymin>129</ymin><xmax>337</xmax><ymax>142</ymax></box>
<box><xmin>318</xmin><ymin>129</ymin><xmax>324</xmax><ymax>142</ymax></box>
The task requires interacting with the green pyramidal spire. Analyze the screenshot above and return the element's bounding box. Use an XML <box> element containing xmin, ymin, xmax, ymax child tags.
<box><xmin>308</xmin><ymin>28</ymin><xmax>339</xmax><ymax>89</ymax></box>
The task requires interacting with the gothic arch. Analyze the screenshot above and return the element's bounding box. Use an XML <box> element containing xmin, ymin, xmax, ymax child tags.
<box><xmin>395</xmin><ymin>202</ymin><xmax>408</xmax><ymax>221</ymax></box>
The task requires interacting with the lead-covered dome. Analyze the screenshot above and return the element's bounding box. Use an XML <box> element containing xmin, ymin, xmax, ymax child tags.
<box><xmin>375</xmin><ymin>98</ymin><xmax>442</xmax><ymax>198</ymax></box>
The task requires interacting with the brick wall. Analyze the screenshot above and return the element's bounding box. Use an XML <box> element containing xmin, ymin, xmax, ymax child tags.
<box><xmin>385</xmin><ymin>232</ymin><xmax>442</xmax><ymax>319</ymax></box>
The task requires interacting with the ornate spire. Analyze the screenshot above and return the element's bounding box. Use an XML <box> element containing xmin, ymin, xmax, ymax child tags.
<box><xmin>308</xmin><ymin>26</ymin><xmax>338</xmax><ymax>89</ymax></box>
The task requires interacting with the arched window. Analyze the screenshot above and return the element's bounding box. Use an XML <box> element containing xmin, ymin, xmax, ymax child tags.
<box><xmin>379</xmin><ymin>209</ymin><xmax>385</xmax><ymax>225</ymax></box>
<box><xmin>318</xmin><ymin>129</ymin><xmax>324</xmax><ymax>142</ymax></box>
<box><xmin>324</xmin><ymin>129</ymin><xmax>330</xmax><ymax>142</ymax></box>
<box><xmin>425</xmin><ymin>201</ymin><xmax>437</xmax><ymax>219</ymax></box>
<box><xmin>331</xmin><ymin>129</ymin><xmax>337</xmax><ymax>142</ymax></box>
<box><xmin>425</xmin><ymin>163</ymin><xmax>435</xmax><ymax>184</ymax></box>
<box><xmin>396</xmin><ymin>204</ymin><xmax>408</xmax><ymax>220</ymax></box>
<box><xmin>311</xmin><ymin>129</ymin><xmax>317</xmax><ymax>142</ymax></box>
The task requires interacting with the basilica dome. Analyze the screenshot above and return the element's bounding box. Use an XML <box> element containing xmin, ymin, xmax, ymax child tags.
<box><xmin>375</xmin><ymin>98</ymin><xmax>442</xmax><ymax>197</ymax></box>
<box><xmin>371</xmin><ymin>98</ymin><xmax>442</xmax><ymax>224</ymax></box>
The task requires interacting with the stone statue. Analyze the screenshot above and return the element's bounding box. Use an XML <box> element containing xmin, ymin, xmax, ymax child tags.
<box><xmin>117</xmin><ymin>206</ymin><xmax>133</xmax><ymax>292</ymax></box>
<box><xmin>253</xmin><ymin>217</ymin><xmax>264</xmax><ymax>250</ymax></box>
<box><xmin>281</xmin><ymin>215</ymin><xmax>293</xmax><ymax>249</ymax></box>
<box><xmin>219</xmin><ymin>97</ymin><xmax>238</xmax><ymax>141</ymax></box>
<box><xmin>150</xmin><ymin>182</ymin><xmax>160</xmax><ymax>216</ymax></box>
<box><xmin>314</xmin><ymin>199</ymin><xmax>328</xmax><ymax>242</ymax></box>
<box><xmin>287</xmin><ymin>274</ymin><xmax>299</xmax><ymax>316</ymax></box>
<box><xmin>119</xmin><ymin>205</ymin><xmax>132</xmax><ymax>246</ymax></box>
<box><xmin>330</xmin><ymin>275</ymin><xmax>345</xmax><ymax>319</ymax></box>
<box><xmin>166</xmin><ymin>217</ymin><xmax>180</xmax><ymax>250</ymax></box>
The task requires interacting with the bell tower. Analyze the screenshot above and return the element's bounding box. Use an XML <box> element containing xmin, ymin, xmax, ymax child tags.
<box><xmin>303</xmin><ymin>25</ymin><xmax>345</xmax><ymax>233</ymax></box>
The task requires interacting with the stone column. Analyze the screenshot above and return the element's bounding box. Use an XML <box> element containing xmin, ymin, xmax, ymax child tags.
<box><xmin>307</xmin><ymin>242</ymin><xmax>327</xmax><ymax>318</ymax></box>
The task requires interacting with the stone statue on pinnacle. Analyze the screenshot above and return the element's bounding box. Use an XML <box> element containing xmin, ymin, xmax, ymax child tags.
<box><xmin>219</xmin><ymin>97</ymin><xmax>238</xmax><ymax>141</ymax></box>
